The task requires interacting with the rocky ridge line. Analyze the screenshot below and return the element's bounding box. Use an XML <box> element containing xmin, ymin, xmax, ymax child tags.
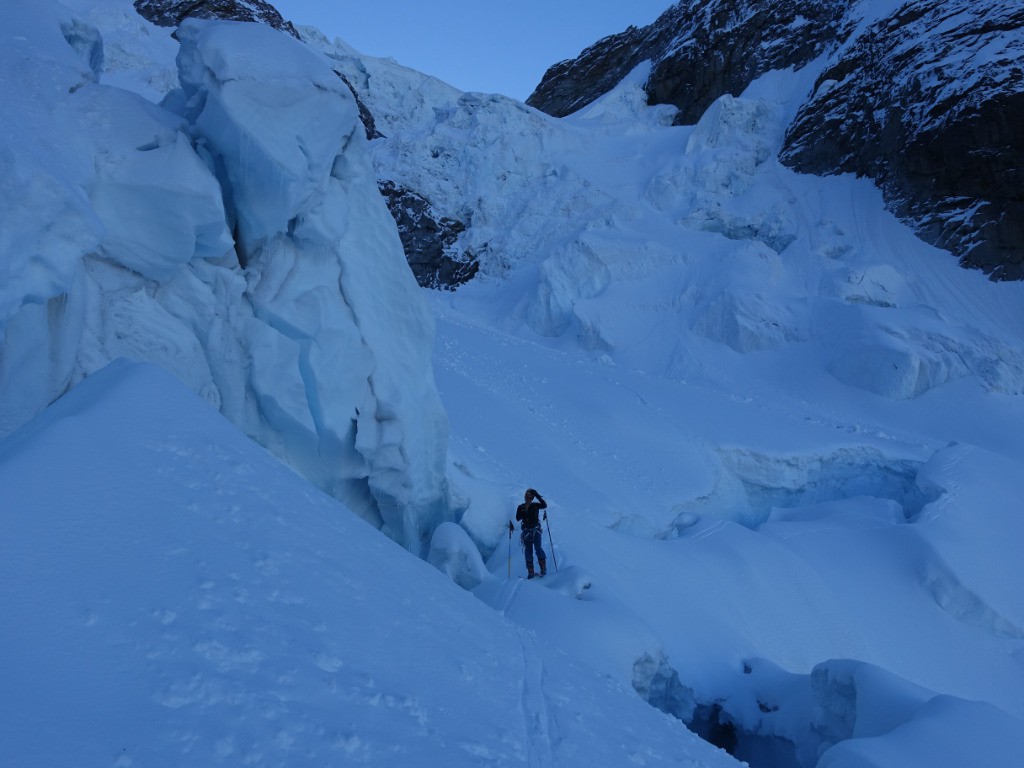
<box><xmin>133</xmin><ymin>0</ymin><xmax>299</xmax><ymax>38</ymax></box>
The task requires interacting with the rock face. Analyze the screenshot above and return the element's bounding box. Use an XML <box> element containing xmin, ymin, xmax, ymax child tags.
<box><xmin>781</xmin><ymin>0</ymin><xmax>1024</xmax><ymax>280</ymax></box>
<box><xmin>336</xmin><ymin>72</ymin><xmax>384</xmax><ymax>141</ymax></box>
<box><xmin>527</xmin><ymin>0</ymin><xmax>1024</xmax><ymax>279</ymax></box>
<box><xmin>133</xmin><ymin>0</ymin><xmax>298</xmax><ymax>38</ymax></box>
<box><xmin>527</xmin><ymin>0</ymin><xmax>854</xmax><ymax>125</ymax></box>
<box><xmin>378</xmin><ymin>181</ymin><xmax>479</xmax><ymax>290</ymax></box>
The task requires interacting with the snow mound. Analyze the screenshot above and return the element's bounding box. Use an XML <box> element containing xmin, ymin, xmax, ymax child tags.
<box><xmin>812</xmin><ymin>661</ymin><xmax>1024</xmax><ymax>768</ymax></box>
<box><xmin>540</xmin><ymin>564</ymin><xmax>594</xmax><ymax>600</ymax></box>
<box><xmin>428</xmin><ymin>521</ymin><xmax>490</xmax><ymax>589</ymax></box>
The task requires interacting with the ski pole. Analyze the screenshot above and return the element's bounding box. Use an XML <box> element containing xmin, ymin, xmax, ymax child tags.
<box><xmin>544</xmin><ymin>513</ymin><xmax>559</xmax><ymax>572</ymax></box>
<box><xmin>507</xmin><ymin>521</ymin><xmax>513</xmax><ymax>579</ymax></box>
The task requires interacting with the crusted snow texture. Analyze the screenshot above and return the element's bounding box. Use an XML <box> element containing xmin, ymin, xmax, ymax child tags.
<box><xmin>0</xmin><ymin>5</ymin><xmax>449</xmax><ymax>555</ymax></box>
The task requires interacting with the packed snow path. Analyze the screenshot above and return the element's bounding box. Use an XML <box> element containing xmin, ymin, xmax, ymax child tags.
<box><xmin>515</xmin><ymin>627</ymin><xmax>556</xmax><ymax>768</ymax></box>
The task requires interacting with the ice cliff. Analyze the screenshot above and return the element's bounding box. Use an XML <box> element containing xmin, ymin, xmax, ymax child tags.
<box><xmin>0</xmin><ymin>1</ymin><xmax>449</xmax><ymax>554</ymax></box>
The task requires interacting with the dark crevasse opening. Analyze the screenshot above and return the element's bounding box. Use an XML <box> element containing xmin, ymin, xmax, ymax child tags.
<box><xmin>634</xmin><ymin>653</ymin><xmax>810</xmax><ymax>768</ymax></box>
<box><xmin>688</xmin><ymin>703</ymin><xmax>802</xmax><ymax>768</ymax></box>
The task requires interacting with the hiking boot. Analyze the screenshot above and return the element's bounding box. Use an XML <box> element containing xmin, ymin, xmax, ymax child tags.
<box><xmin>539</xmin><ymin>561</ymin><xmax>547</xmax><ymax>577</ymax></box>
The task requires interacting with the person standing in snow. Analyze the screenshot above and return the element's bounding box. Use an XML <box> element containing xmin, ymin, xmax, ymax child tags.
<box><xmin>509</xmin><ymin>488</ymin><xmax>547</xmax><ymax>579</ymax></box>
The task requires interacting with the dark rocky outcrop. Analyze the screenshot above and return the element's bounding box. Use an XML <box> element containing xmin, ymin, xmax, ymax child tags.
<box><xmin>525</xmin><ymin>24</ymin><xmax>655</xmax><ymax>120</ymax></box>
<box><xmin>378</xmin><ymin>181</ymin><xmax>479</xmax><ymax>290</ymax></box>
<box><xmin>314</xmin><ymin>55</ymin><xmax>474</xmax><ymax>289</ymax></box>
<box><xmin>134</xmin><ymin>0</ymin><xmax>299</xmax><ymax>38</ymax></box>
<box><xmin>781</xmin><ymin>0</ymin><xmax>1024</xmax><ymax>280</ymax></box>
<box><xmin>335</xmin><ymin>72</ymin><xmax>384</xmax><ymax>141</ymax></box>
<box><xmin>527</xmin><ymin>0</ymin><xmax>854</xmax><ymax>125</ymax></box>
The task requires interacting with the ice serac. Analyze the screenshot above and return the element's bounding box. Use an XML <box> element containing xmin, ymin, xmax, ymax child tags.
<box><xmin>0</xmin><ymin>5</ymin><xmax>448</xmax><ymax>555</ymax></box>
<box><xmin>174</xmin><ymin>19</ymin><xmax>449</xmax><ymax>554</ymax></box>
<box><xmin>0</xmin><ymin>1</ymin><xmax>231</xmax><ymax>433</ymax></box>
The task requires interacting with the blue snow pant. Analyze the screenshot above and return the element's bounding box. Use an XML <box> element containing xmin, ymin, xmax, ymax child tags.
<box><xmin>521</xmin><ymin>525</ymin><xmax>546</xmax><ymax>572</ymax></box>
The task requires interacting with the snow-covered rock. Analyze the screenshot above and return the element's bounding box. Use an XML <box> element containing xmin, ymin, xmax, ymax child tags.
<box><xmin>377</xmin><ymin>180</ymin><xmax>479</xmax><ymax>289</ymax></box>
<box><xmin>527</xmin><ymin>0</ymin><xmax>851</xmax><ymax>125</ymax></box>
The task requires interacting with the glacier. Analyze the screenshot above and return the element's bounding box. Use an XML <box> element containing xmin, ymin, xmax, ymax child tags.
<box><xmin>3</xmin><ymin>1</ymin><xmax>1024</xmax><ymax>766</ymax></box>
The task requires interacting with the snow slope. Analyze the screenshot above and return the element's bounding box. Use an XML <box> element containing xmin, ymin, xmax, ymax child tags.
<box><xmin>430</xmin><ymin>287</ymin><xmax>1024</xmax><ymax>765</ymax></box>
<box><xmin>0</xmin><ymin>360</ymin><xmax>740</xmax><ymax>768</ymax></box>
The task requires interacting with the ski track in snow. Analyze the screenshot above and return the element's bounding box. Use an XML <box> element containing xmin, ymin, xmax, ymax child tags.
<box><xmin>515</xmin><ymin>627</ymin><xmax>556</xmax><ymax>768</ymax></box>
<box><xmin>498</xmin><ymin>577</ymin><xmax>523</xmax><ymax>616</ymax></box>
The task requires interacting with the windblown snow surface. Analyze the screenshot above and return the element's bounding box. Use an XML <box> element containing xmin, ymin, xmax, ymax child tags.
<box><xmin>3</xmin><ymin>1</ymin><xmax>1024</xmax><ymax>766</ymax></box>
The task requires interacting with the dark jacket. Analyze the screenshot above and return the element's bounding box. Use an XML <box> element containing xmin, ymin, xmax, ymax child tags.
<box><xmin>516</xmin><ymin>497</ymin><xmax>547</xmax><ymax>529</ymax></box>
